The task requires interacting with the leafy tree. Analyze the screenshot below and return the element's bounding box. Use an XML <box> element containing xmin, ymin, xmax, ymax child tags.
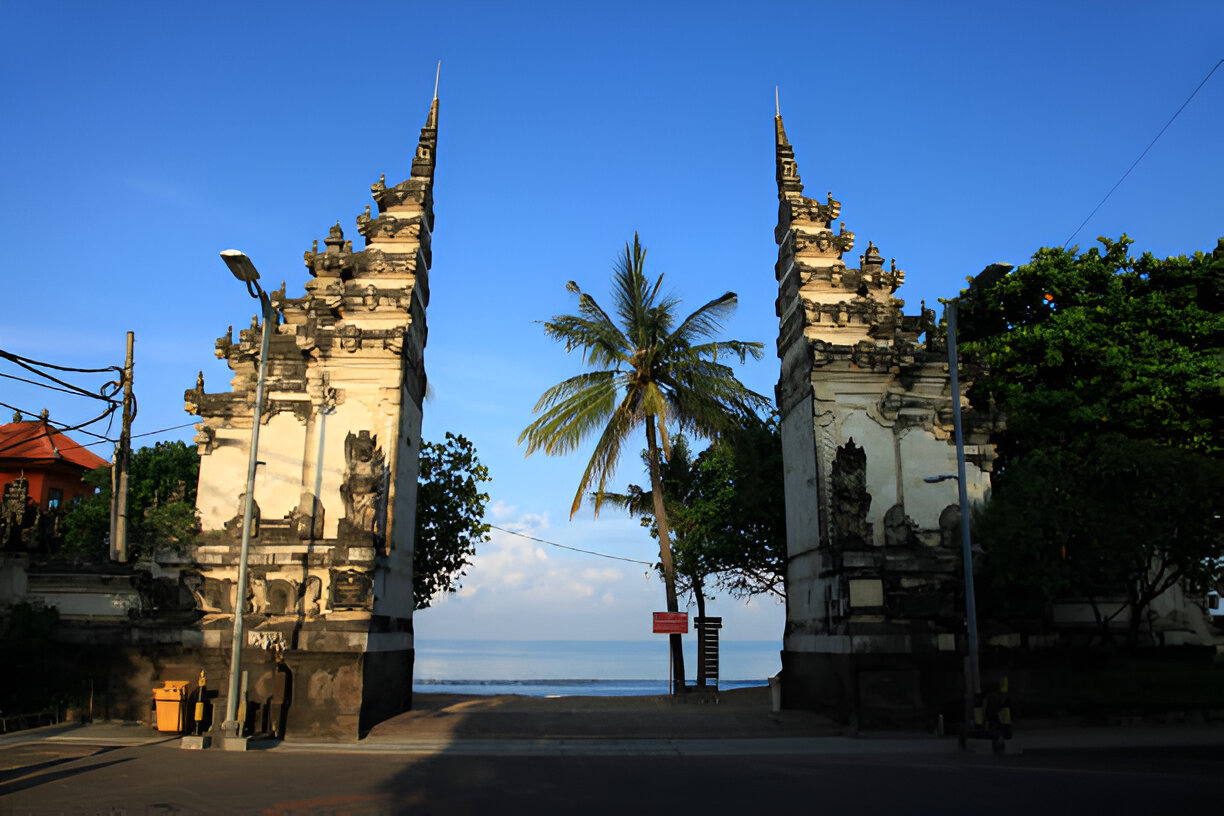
<box><xmin>679</xmin><ymin>418</ymin><xmax>787</xmax><ymax>603</ymax></box>
<box><xmin>59</xmin><ymin>440</ymin><xmax>201</xmax><ymax>560</ymax></box>
<box><xmin>961</xmin><ymin>236</ymin><xmax>1224</xmax><ymax>643</ymax></box>
<box><xmin>608</xmin><ymin>419</ymin><xmax>786</xmax><ymax>618</ymax></box>
<box><xmin>976</xmin><ymin>434</ymin><xmax>1223</xmax><ymax>643</ymax></box>
<box><xmin>520</xmin><ymin>233</ymin><xmax>768</xmax><ymax>689</ymax></box>
<box><xmin>413</xmin><ymin>432</ymin><xmax>491</xmax><ymax>610</ymax></box>
<box><xmin>959</xmin><ymin>235</ymin><xmax>1223</xmax><ymax>465</ymax></box>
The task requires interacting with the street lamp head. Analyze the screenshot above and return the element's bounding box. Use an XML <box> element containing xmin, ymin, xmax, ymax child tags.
<box><xmin>924</xmin><ymin>474</ymin><xmax>958</xmax><ymax>483</ymax></box>
<box><xmin>971</xmin><ymin>262</ymin><xmax>1013</xmax><ymax>292</ymax></box>
<box><xmin>220</xmin><ymin>249</ymin><xmax>260</xmax><ymax>284</ymax></box>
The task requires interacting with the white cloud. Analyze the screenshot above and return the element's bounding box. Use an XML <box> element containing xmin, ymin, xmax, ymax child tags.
<box><xmin>415</xmin><ymin>504</ymin><xmax>785</xmax><ymax>642</ymax></box>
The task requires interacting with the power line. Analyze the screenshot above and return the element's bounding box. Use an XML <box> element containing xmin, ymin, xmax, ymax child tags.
<box><xmin>0</xmin><ymin>350</ymin><xmax>123</xmax><ymax>404</ymax></box>
<box><xmin>0</xmin><ymin>371</ymin><xmax>104</xmax><ymax>398</ymax></box>
<box><xmin>1063</xmin><ymin>58</ymin><xmax>1223</xmax><ymax>249</ymax></box>
<box><xmin>0</xmin><ymin>402</ymin><xmax>121</xmax><ymax>457</ymax></box>
<box><xmin>488</xmin><ymin>523</ymin><xmax>655</xmax><ymax>567</ymax></box>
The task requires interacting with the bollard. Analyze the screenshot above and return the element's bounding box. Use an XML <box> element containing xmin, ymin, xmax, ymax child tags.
<box><xmin>194</xmin><ymin>670</ymin><xmax>206</xmax><ymax>736</ymax></box>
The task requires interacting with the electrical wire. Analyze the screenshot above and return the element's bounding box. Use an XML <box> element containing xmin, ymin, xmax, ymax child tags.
<box><xmin>0</xmin><ymin>371</ymin><xmax>105</xmax><ymax>398</ymax></box>
<box><xmin>0</xmin><ymin>402</ymin><xmax>120</xmax><ymax>456</ymax></box>
<box><xmin>0</xmin><ymin>349</ymin><xmax>123</xmax><ymax>375</ymax></box>
<box><xmin>0</xmin><ymin>350</ymin><xmax>123</xmax><ymax>404</ymax></box>
<box><xmin>1063</xmin><ymin>58</ymin><xmax>1223</xmax><ymax>249</ymax></box>
<box><xmin>488</xmin><ymin>523</ymin><xmax>655</xmax><ymax>567</ymax></box>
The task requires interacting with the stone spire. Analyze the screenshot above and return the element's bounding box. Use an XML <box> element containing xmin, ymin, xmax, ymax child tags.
<box><xmin>775</xmin><ymin>110</ymin><xmax>805</xmax><ymax>202</ymax></box>
<box><xmin>411</xmin><ymin>67</ymin><xmax>439</xmax><ymax>182</ymax></box>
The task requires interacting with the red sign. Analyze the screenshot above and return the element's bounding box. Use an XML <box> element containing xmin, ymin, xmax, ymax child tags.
<box><xmin>652</xmin><ymin>612</ymin><xmax>689</xmax><ymax>634</ymax></box>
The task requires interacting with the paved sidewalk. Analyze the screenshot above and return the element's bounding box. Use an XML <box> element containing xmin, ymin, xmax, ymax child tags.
<box><xmin>4</xmin><ymin>687</ymin><xmax>1224</xmax><ymax>760</ymax></box>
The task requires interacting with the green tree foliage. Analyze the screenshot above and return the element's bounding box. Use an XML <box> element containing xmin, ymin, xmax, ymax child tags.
<box><xmin>520</xmin><ymin>233</ymin><xmax>768</xmax><ymax>689</ymax></box>
<box><xmin>977</xmin><ymin>434</ymin><xmax>1223</xmax><ymax>641</ymax></box>
<box><xmin>59</xmin><ymin>440</ymin><xmax>201</xmax><ymax>560</ymax></box>
<box><xmin>959</xmin><ymin>235</ymin><xmax>1223</xmax><ymax>464</ymax></box>
<box><xmin>680</xmin><ymin>419</ymin><xmax>787</xmax><ymax>603</ymax></box>
<box><xmin>961</xmin><ymin>236</ymin><xmax>1224</xmax><ymax>641</ymax></box>
<box><xmin>413</xmin><ymin>433</ymin><xmax>491</xmax><ymax>611</ymax></box>
<box><xmin>610</xmin><ymin>420</ymin><xmax>786</xmax><ymax>615</ymax></box>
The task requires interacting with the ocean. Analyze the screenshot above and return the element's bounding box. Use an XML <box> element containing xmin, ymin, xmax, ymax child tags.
<box><xmin>412</xmin><ymin>639</ymin><xmax>781</xmax><ymax>697</ymax></box>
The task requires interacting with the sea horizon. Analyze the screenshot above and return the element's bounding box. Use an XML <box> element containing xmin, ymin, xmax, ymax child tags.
<box><xmin>412</xmin><ymin>638</ymin><xmax>782</xmax><ymax>697</ymax></box>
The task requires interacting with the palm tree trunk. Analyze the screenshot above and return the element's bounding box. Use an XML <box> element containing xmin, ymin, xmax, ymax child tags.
<box><xmin>645</xmin><ymin>415</ymin><xmax>686</xmax><ymax>693</ymax></box>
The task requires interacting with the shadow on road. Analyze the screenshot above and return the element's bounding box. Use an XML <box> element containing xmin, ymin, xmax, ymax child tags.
<box><xmin>0</xmin><ymin>753</ymin><xmax>132</xmax><ymax>796</ymax></box>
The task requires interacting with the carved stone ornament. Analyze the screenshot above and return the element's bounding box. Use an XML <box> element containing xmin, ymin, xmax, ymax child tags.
<box><xmin>301</xmin><ymin>576</ymin><xmax>322</xmax><ymax>615</ymax></box>
<box><xmin>330</xmin><ymin>569</ymin><xmax>374</xmax><ymax>611</ymax></box>
<box><xmin>830</xmin><ymin>438</ymin><xmax>872</xmax><ymax>549</ymax></box>
<box><xmin>223</xmin><ymin>494</ymin><xmax>260</xmax><ymax>541</ymax></box>
<box><xmin>338</xmin><ymin>324</ymin><xmax>362</xmax><ymax>353</ymax></box>
<box><xmin>192</xmin><ymin>422</ymin><xmax>216</xmax><ymax>453</ymax></box>
<box><xmin>383</xmin><ymin>326</ymin><xmax>405</xmax><ymax>355</ymax></box>
<box><xmin>339</xmin><ymin>430</ymin><xmax>385</xmax><ymax>538</ymax></box>
<box><xmin>215</xmin><ymin>325</ymin><xmax>234</xmax><ymax>360</ymax></box>
<box><xmin>883</xmin><ymin>503</ymin><xmax>919</xmax><ymax>548</ymax></box>
<box><xmin>264</xmin><ymin>580</ymin><xmax>296</xmax><ymax>616</ymax></box>
<box><xmin>291</xmin><ymin>491</ymin><xmax>325</xmax><ymax>540</ymax></box>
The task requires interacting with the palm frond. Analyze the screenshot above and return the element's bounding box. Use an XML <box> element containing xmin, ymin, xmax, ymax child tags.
<box><xmin>523</xmin><ymin>232</ymin><xmax>767</xmax><ymax>523</ymax></box>
<box><xmin>574</xmin><ymin>394</ymin><xmax>639</xmax><ymax>516</ymax></box>
<box><xmin>519</xmin><ymin>371</ymin><xmax>623</xmax><ymax>456</ymax></box>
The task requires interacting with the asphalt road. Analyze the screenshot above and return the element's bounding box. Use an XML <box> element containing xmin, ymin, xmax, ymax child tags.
<box><xmin>2</xmin><ymin>739</ymin><xmax>1219</xmax><ymax>816</ymax></box>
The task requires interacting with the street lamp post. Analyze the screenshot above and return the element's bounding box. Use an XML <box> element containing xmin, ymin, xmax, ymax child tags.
<box><xmin>940</xmin><ymin>262</ymin><xmax>1011</xmax><ymax>730</ymax></box>
<box><xmin>219</xmin><ymin>249</ymin><xmax>274</xmax><ymax>747</ymax></box>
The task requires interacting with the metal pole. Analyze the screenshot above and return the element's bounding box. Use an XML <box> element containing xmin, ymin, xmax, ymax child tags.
<box><xmin>224</xmin><ymin>288</ymin><xmax>272</xmax><ymax>739</ymax></box>
<box><xmin>946</xmin><ymin>301</ymin><xmax>981</xmax><ymax>701</ymax></box>
<box><xmin>113</xmin><ymin>331</ymin><xmax>134</xmax><ymax>563</ymax></box>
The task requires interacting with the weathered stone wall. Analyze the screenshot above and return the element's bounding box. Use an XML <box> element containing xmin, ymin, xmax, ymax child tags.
<box><xmin>166</xmin><ymin>94</ymin><xmax>441</xmax><ymax>738</ymax></box>
<box><xmin>771</xmin><ymin>112</ymin><xmax>997</xmax><ymax>718</ymax></box>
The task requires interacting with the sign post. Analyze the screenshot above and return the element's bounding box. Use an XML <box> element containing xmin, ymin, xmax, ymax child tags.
<box><xmin>652</xmin><ymin>613</ymin><xmax>689</xmax><ymax>695</ymax></box>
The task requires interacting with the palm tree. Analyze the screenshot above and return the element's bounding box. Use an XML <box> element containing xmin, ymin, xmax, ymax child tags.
<box><xmin>519</xmin><ymin>233</ymin><xmax>768</xmax><ymax>691</ymax></box>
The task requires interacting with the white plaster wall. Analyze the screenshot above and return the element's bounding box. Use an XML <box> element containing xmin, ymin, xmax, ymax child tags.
<box><xmin>374</xmin><ymin>394</ymin><xmax>420</xmax><ymax>620</ymax></box>
<box><xmin>252</xmin><ymin>412</ymin><xmax>308</xmax><ymax>522</ymax></box>
<box><xmin>836</xmin><ymin>410</ymin><xmax>898</xmax><ymax>546</ymax></box>
<box><xmin>898</xmin><ymin>427</ymin><xmax>960</xmax><ymax>531</ymax></box>
<box><xmin>197</xmin><ymin>429</ymin><xmax>250</xmax><ymax>530</ymax></box>
<box><xmin>317</xmin><ymin>392</ymin><xmax>386</xmax><ymax>539</ymax></box>
<box><xmin>780</xmin><ymin>393</ymin><xmax>823</xmax><ymax>631</ymax></box>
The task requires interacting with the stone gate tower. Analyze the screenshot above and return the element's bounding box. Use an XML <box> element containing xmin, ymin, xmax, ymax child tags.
<box><xmin>180</xmin><ymin>93</ymin><xmax>439</xmax><ymax>740</ymax></box>
<box><xmin>772</xmin><ymin>112</ymin><xmax>996</xmax><ymax>721</ymax></box>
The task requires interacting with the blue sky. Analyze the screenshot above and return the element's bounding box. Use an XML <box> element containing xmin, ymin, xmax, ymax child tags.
<box><xmin>2</xmin><ymin>1</ymin><xmax>1221</xmax><ymax>649</ymax></box>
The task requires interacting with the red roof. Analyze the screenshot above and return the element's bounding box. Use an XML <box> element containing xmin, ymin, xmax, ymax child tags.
<box><xmin>0</xmin><ymin>421</ymin><xmax>109</xmax><ymax>470</ymax></box>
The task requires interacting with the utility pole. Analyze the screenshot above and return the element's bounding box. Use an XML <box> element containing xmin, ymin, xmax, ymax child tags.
<box><xmin>111</xmin><ymin>331</ymin><xmax>134</xmax><ymax>563</ymax></box>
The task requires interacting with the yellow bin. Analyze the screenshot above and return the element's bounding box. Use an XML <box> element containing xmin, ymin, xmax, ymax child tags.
<box><xmin>153</xmin><ymin>681</ymin><xmax>190</xmax><ymax>733</ymax></box>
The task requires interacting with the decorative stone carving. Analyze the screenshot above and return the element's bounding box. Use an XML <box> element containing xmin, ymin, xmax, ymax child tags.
<box><xmin>301</xmin><ymin>576</ymin><xmax>322</xmax><ymax>616</ymax></box>
<box><xmin>291</xmin><ymin>492</ymin><xmax>325</xmax><ymax>540</ymax></box>
<box><xmin>383</xmin><ymin>326</ymin><xmax>404</xmax><ymax>355</ymax></box>
<box><xmin>215</xmin><ymin>326</ymin><xmax>234</xmax><ymax>359</ymax></box>
<box><xmin>938</xmin><ymin>504</ymin><xmax>961</xmax><ymax>549</ymax></box>
<box><xmin>192</xmin><ymin>423</ymin><xmax>216</xmax><ymax>454</ymax></box>
<box><xmin>338</xmin><ymin>324</ymin><xmax>362</xmax><ymax>353</ymax></box>
<box><xmin>883</xmin><ymin>503</ymin><xmax>919</xmax><ymax>548</ymax></box>
<box><xmin>223</xmin><ymin>494</ymin><xmax>260</xmax><ymax>541</ymax></box>
<box><xmin>338</xmin><ymin>431</ymin><xmax>384</xmax><ymax>540</ymax></box>
<box><xmin>265</xmin><ymin>580</ymin><xmax>296</xmax><ymax>615</ymax></box>
<box><xmin>185</xmin><ymin>573</ymin><xmax>221</xmax><ymax>613</ymax></box>
<box><xmin>249</xmin><ymin>630</ymin><xmax>287</xmax><ymax>650</ymax></box>
<box><xmin>830</xmin><ymin>439</ymin><xmax>872</xmax><ymax>549</ymax></box>
<box><xmin>202</xmin><ymin>578</ymin><xmax>231</xmax><ymax>613</ymax></box>
<box><xmin>329</xmin><ymin>569</ymin><xmax>374</xmax><ymax>611</ymax></box>
<box><xmin>248</xmin><ymin>574</ymin><xmax>267</xmax><ymax>614</ymax></box>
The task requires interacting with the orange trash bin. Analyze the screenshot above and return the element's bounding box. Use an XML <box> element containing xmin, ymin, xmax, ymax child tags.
<box><xmin>153</xmin><ymin>681</ymin><xmax>190</xmax><ymax>732</ymax></box>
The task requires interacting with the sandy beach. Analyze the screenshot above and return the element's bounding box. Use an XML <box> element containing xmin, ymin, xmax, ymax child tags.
<box><xmin>367</xmin><ymin>686</ymin><xmax>842</xmax><ymax>741</ymax></box>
